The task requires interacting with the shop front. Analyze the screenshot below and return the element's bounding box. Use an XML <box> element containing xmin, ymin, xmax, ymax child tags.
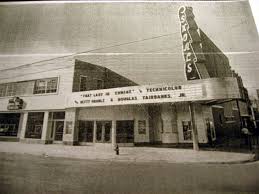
<box><xmin>19</xmin><ymin>110</ymin><xmax>65</xmax><ymax>144</ymax></box>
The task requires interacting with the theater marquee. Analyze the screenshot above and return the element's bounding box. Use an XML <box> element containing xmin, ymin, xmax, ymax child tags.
<box><xmin>66</xmin><ymin>78</ymin><xmax>241</xmax><ymax>108</ymax></box>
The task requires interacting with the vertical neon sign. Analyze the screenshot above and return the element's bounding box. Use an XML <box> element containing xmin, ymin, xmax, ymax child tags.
<box><xmin>179</xmin><ymin>6</ymin><xmax>201</xmax><ymax>80</ymax></box>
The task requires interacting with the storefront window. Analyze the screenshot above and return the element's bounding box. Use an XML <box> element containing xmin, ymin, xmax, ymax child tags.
<box><xmin>0</xmin><ymin>113</ymin><xmax>20</xmax><ymax>137</ymax></box>
<box><xmin>25</xmin><ymin>112</ymin><xmax>44</xmax><ymax>139</ymax></box>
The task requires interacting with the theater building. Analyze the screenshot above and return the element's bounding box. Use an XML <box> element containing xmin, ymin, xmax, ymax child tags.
<box><xmin>0</xmin><ymin>56</ymin><xmax>247</xmax><ymax>147</ymax></box>
<box><xmin>0</xmin><ymin>6</ymin><xmax>251</xmax><ymax>147</ymax></box>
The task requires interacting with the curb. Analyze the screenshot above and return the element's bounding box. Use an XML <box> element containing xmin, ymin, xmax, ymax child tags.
<box><xmin>0</xmin><ymin>151</ymin><xmax>256</xmax><ymax>165</ymax></box>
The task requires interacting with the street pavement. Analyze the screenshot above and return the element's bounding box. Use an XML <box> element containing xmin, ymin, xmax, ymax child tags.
<box><xmin>0</xmin><ymin>152</ymin><xmax>259</xmax><ymax>194</ymax></box>
<box><xmin>0</xmin><ymin>142</ymin><xmax>255</xmax><ymax>164</ymax></box>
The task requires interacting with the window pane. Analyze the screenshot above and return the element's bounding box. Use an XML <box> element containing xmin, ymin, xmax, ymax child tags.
<box><xmin>79</xmin><ymin>76</ymin><xmax>88</xmax><ymax>91</ymax></box>
<box><xmin>34</xmin><ymin>80</ymin><xmax>46</xmax><ymax>94</ymax></box>
<box><xmin>96</xmin><ymin>122</ymin><xmax>103</xmax><ymax>141</ymax></box>
<box><xmin>104</xmin><ymin>122</ymin><xmax>111</xmax><ymax>142</ymax></box>
<box><xmin>6</xmin><ymin>83</ymin><xmax>16</xmax><ymax>96</ymax></box>
<box><xmin>0</xmin><ymin>113</ymin><xmax>20</xmax><ymax>137</ymax></box>
<box><xmin>48</xmin><ymin>112</ymin><xmax>65</xmax><ymax>120</ymax></box>
<box><xmin>53</xmin><ymin>112</ymin><xmax>65</xmax><ymax>120</ymax></box>
<box><xmin>78</xmin><ymin>121</ymin><xmax>94</xmax><ymax>142</ymax></box>
<box><xmin>33</xmin><ymin>78</ymin><xmax>58</xmax><ymax>94</ymax></box>
<box><xmin>96</xmin><ymin>79</ymin><xmax>104</xmax><ymax>89</ymax></box>
<box><xmin>0</xmin><ymin>84</ymin><xmax>7</xmax><ymax>97</ymax></box>
<box><xmin>16</xmin><ymin>81</ymin><xmax>34</xmax><ymax>96</ymax></box>
<box><xmin>46</xmin><ymin>78</ymin><xmax>57</xmax><ymax>93</ymax></box>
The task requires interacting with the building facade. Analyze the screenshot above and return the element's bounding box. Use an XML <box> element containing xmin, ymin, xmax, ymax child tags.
<box><xmin>0</xmin><ymin>6</ymin><xmax>252</xmax><ymax>147</ymax></box>
<box><xmin>0</xmin><ymin>56</ymin><xmax>245</xmax><ymax>146</ymax></box>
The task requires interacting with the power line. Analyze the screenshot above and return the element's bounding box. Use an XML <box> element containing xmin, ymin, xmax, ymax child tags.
<box><xmin>0</xmin><ymin>32</ymin><xmax>179</xmax><ymax>72</ymax></box>
<box><xmin>0</xmin><ymin>19</ymin><xmax>253</xmax><ymax>79</ymax></box>
<box><xmin>0</xmin><ymin>65</ymin><xmax>73</xmax><ymax>80</ymax></box>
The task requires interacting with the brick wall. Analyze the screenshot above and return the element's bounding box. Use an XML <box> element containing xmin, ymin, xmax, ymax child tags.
<box><xmin>199</xmin><ymin>29</ymin><xmax>233</xmax><ymax>78</ymax></box>
<box><xmin>72</xmin><ymin>60</ymin><xmax>137</xmax><ymax>92</ymax></box>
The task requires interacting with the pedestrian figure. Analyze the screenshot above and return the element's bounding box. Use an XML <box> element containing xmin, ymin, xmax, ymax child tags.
<box><xmin>241</xmin><ymin>126</ymin><xmax>252</xmax><ymax>150</ymax></box>
<box><xmin>114</xmin><ymin>144</ymin><xmax>119</xmax><ymax>155</ymax></box>
<box><xmin>206</xmin><ymin>120</ymin><xmax>215</xmax><ymax>147</ymax></box>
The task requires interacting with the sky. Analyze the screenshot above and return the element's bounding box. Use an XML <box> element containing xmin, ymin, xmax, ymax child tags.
<box><xmin>249</xmin><ymin>0</ymin><xmax>259</xmax><ymax>34</ymax></box>
<box><xmin>0</xmin><ymin>0</ymin><xmax>259</xmax><ymax>98</ymax></box>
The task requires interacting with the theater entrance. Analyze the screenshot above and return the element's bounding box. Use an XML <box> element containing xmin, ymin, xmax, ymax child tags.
<box><xmin>96</xmin><ymin>121</ymin><xmax>112</xmax><ymax>143</ymax></box>
<box><xmin>116</xmin><ymin>120</ymin><xmax>134</xmax><ymax>143</ymax></box>
<box><xmin>78</xmin><ymin>120</ymin><xmax>94</xmax><ymax>143</ymax></box>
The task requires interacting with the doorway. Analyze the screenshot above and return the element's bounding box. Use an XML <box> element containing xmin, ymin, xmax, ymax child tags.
<box><xmin>50</xmin><ymin>120</ymin><xmax>65</xmax><ymax>142</ymax></box>
<box><xmin>53</xmin><ymin>121</ymin><xmax>64</xmax><ymax>141</ymax></box>
<box><xmin>48</xmin><ymin>112</ymin><xmax>65</xmax><ymax>142</ymax></box>
<box><xmin>96</xmin><ymin>121</ymin><xmax>112</xmax><ymax>143</ymax></box>
<box><xmin>78</xmin><ymin>121</ymin><xmax>94</xmax><ymax>142</ymax></box>
<box><xmin>116</xmin><ymin>120</ymin><xmax>134</xmax><ymax>143</ymax></box>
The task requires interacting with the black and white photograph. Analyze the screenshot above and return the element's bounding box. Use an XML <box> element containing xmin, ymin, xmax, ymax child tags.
<box><xmin>0</xmin><ymin>0</ymin><xmax>259</xmax><ymax>193</ymax></box>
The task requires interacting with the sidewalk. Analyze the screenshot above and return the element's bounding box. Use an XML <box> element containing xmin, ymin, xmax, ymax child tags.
<box><xmin>0</xmin><ymin>142</ymin><xmax>255</xmax><ymax>164</ymax></box>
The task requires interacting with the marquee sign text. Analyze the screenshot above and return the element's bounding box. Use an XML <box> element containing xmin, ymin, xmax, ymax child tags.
<box><xmin>67</xmin><ymin>83</ymin><xmax>204</xmax><ymax>108</ymax></box>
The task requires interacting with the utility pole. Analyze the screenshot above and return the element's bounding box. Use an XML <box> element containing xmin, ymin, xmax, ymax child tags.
<box><xmin>189</xmin><ymin>102</ymin><xmax>199</xmax><ymax>151</ymax></box>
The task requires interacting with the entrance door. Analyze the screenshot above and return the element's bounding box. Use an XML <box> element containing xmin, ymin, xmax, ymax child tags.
<box><xmin>96</xmin><ymin>121</ymin><xmax>112</xmax><ymax>143</ymax></box>
<box><xmin>54</xmin><ymin>121</ymin><xmax>64</xmax><ymax>141</ymax></box>
<box><xmin>116</xmin><ymin>120</ymin><xmax>134</xmax><ymax>143</ymax></box>
<box><xmin>78</xmin><ymin>121</ymin><xmax>94</xmax><ymax>142</ymax></box>
<box><xmin>49</xmin><ymin>112</ymin><xmax>65</xmax><ymax>142</ymax></box>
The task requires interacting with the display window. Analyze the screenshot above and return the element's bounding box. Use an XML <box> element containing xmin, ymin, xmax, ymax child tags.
<box><xmin>0</xmin><ymin>113</ymin><xmax>20</xmax><ymax>137</ymax></box>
